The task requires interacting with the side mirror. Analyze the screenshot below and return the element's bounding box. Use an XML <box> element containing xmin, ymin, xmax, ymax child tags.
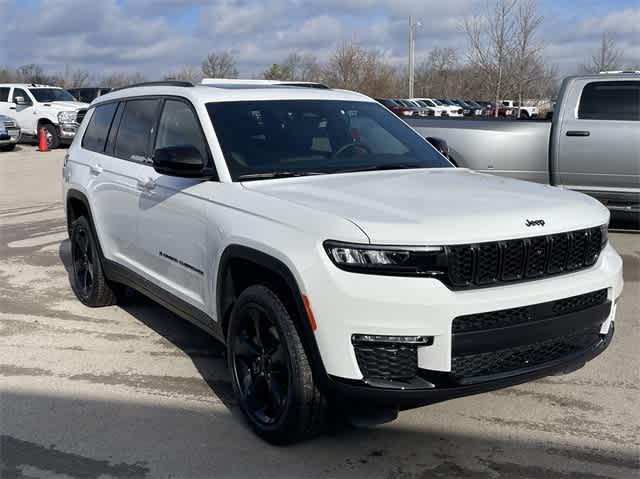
<box><xmin>153</xmin><ymin>145</ymin><xmax>210</xmax><ymax>178</ymax></box>
<box><xmin>14</xmin><ymin>96</ymin><xmax>28</xmax><ymax>105</ymax></box>
<box><xmin>426</xmin><ymin>137</ymin><xmax>449</xmax><ymax>158</ymax></box>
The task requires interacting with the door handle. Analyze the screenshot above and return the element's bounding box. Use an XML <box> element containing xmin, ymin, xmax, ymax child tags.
<box><xmin>9</xmin><ymin>106</ymin><xmax>16</xmax><ymax>110</ymax></box>
<box><xmin>89</xmin><ymin>164</ymin><xmax>103</xmax><ymax>175</ymax></box>
<box><xmin>566</xmin><ymin>130</ymin><xmax>590</xmax><ymax>137</ymax></box>
<box><xmin>137</xmin><ymin>177</ymin><xmax>156</xmax><ymax>191</ymax></box>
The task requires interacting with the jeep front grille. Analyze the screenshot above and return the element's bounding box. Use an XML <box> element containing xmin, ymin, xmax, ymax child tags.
<box><xmin>445</xmin><ymin>227</ymin><xmax>603</xmax><ymax>289</ymax></box>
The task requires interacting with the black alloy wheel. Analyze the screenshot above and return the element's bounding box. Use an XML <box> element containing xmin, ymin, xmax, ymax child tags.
<box><xmin>231</xmin><ymin>303</ymin><xmax>290</xmax><ymax>426</ymax></box>
<box><xmin>69</xmin><ymin>216</ymin><xmax>120</xmax><ymax>307</ymax></box>
<box><xmin>72</xmin><ymin>226</ymin><xmax>96</xmax><ymax>300</ymax></box>
<box><xmin>227</xmin><ymin>285</ymin><xmax>327</xmax><ymax>444</ymax></box>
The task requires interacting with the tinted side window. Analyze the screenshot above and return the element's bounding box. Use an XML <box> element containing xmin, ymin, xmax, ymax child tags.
<box><xmin>155</xmin><ymin>100</ymin><xmax>207</xmax><ymax>160</ymax></box>
<box><xmin>82</xmin><ymin>103</ymin><xmax>118</xmax><ymax>153</ymax></box>
<box><xmin>0</xmin><ymin>87</ymin><xmax>9</xmax><ymax>102</ymax></box>
<box><xmin>578</xmin><ymin>81</ymin><xmax>639</xmax><ymax>121</ymax></box>
<box><xmin>114</xmin><ymin>99</ymin><xmax>160</xmax><ymax>160</ymax></box>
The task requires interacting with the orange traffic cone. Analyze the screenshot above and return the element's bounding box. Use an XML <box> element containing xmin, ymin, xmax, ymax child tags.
<box><xmin>37</xmin><ymin>128</ymin><xmax>48</xmax><ymax>152</ymax></box>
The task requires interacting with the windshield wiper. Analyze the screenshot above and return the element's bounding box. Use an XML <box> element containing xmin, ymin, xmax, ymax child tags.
<box><xmin>237</xmin><ymin>171</ymin><xmax>326</xmax><ymax>181</ymax></box>
<box><xmin>338</xmin><ymin>163</ymin><xmax>423</xmax><ymax>174</ymax></box>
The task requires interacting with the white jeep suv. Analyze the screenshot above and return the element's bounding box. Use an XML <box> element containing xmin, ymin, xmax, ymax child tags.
<box><xmin>0</xmin><ymin>83</ymin><xmax>88</xmax><ymax>148</ymax></box>
<box><xmin>63</xmin><ymin>80</ymin><xmax>623</xmax><ymax>444</ymax></box>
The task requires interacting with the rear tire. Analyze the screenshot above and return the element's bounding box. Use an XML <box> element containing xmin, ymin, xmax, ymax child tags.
<box><xmin>69</xmin><ymin>216</ymin><xmax>121</xmax><ymax>307</ymax></box>
<box><xmin>227</xmin><ymin>284</ymin><xmax>327</xmax><ymax>444</ymax></box>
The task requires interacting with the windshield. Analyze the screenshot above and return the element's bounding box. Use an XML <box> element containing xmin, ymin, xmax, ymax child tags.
<box><xmin>29</xmin><ymin>88</ymin><xmax>76</xmax><ymax>102</ymax></box>
<box><xmin>207</xmin><ymin>100</ymin><xmax>451</xmax><ymax>181</ymax></box>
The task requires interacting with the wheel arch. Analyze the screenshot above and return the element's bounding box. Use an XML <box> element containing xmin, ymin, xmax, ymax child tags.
<box><xmin>216</xmin><ymin>245</ymin><xmax>329</xmax><ymax>385</ymax></box>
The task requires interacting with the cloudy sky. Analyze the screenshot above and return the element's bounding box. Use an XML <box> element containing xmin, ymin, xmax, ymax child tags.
<box><xmin>1</xmin><ymin>0</ymin><xmax>638</xmax><ymax>79</ymax></box>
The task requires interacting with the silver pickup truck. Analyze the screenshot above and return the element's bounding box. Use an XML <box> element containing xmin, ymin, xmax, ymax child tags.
<box><xmin>409</xmin><ymin>72</ymin><xmax>639</xmax><ymax>214</ymax></box>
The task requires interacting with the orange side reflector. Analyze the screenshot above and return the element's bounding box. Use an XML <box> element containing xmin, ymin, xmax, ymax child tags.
<box><xmin>302</xmin><ymin>294</ymin><xmax>317</xmax><ymax>331</ymax></box>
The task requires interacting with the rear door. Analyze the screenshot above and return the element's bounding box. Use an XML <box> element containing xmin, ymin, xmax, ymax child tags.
<box><xmin>135</xmin><ymin>97</ymin><xmax>213</xmax><ymax>311</ymax></box>
<box><xmin>557</xmin><ymin>79</ymin><xmax>640</xmax><ymax>209</ymax></box>
<box><xmin>88</xmin><ymin>98</ymin><xmax>161</xmax><ymax>272</ymax></box>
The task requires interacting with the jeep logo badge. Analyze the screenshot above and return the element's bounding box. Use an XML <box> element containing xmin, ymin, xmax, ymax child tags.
<box><xmin>525</xmin><ymin>219</ymin><xmax>545</xmax><ymax>227</ymax></box>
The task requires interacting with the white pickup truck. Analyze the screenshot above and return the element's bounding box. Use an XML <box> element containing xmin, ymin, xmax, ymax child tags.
<box><xmin>501</xmin><ymin>100</ymin><xmax>539</xmax><ymax>118</ymax></box>
<box><xmin>0</xmin><ymin>83</ymin><xmax>89</xmax><ymax>149</ymax></box>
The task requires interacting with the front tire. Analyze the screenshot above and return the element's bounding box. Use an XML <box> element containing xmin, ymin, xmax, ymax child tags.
<box><xmin>70</xmin><ymin>216</ymin><xmax>121</xmax><ymax>307</ymax></box>
<box><xmin>227</xmin><ymin>285</ymin><xmax>327</xmax><ymax>444</ymax></box>
<box><xmin>41</xmin><ymin>123</ymin><xmax>60</xmax><ymax>149</ymax></box>
<box><xmin>0</xmin><ymin>144</ymin><xmax>17</xmax><ymax>151</ymax></box>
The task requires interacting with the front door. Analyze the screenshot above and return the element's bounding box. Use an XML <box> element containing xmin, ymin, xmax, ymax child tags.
<box><xmin>10</xmin><ymin>88</ymin><xmax>36</xmax><ymax>134</ymax></box>
<box><xmin>136</xmin><ymin>98</ymin><xmax>212</xmax><ymax>312</ymax></box>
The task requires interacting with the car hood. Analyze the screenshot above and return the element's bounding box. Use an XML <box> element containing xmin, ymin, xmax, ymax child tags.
<box><xmin>243</xmin><ymin>169</ymin><xmax>609</xmax><ymax>245</ymax></box>
<box><xmin>44</xmin><ymin>101</ymin><xmax>89</xmax><ymax>111</ymax></box>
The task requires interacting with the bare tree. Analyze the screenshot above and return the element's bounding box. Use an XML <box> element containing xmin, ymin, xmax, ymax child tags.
<box><xmin>415</xmin><ymin>47</ymin><xmax>459</xmax><ymax>97</ymax></box>
<box><xmin>61</xmin><ymin>65</ymin><xmax>91</xmax><ymax>88</ymax></box>
<box><xmin>463</xmin><ymin>0</ymin><xmax>517</xmax><ymax>116</ymax></box>
<box><xmin>15</xmin><ymin>64</ymin><xmax>62</xmax><ymax>85</ymax></box>
<box><xmin>100</xmin><ymin>72</ymin><xmax>147</xmax><ymax>88</ymax></box>
<box><xmin>512</xmin><ymin>0</ymin><xmax>543</xmax><ymax>117</ymax></box>
<box><xmin>580</xmin><ymin>33</ymin><xmax>621</xmax><ymax>73</ymax></box>
<box><xmin>283</xmin><ymin>52</ymin><xmax>321</xmax><ymax>81</ymax></box>
<box><xmin>164</xmin><ymin>65</ymin><xmax>203</xmax><ymax>83</ymax></box>
<box><xmin>321</xmin><ymin>42</ymin><xmax>400</xmax><ymax>97</ymax></box>
<box><xmin>201</xmin><ymin>52</ymin><xmax>238</xmax><ymax>79</ymax></box>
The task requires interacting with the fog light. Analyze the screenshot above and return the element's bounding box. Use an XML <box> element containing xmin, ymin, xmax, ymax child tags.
<box><xmin>351</xmin><ymin>334</ymin><xmax>433</xmax><ymax>345</ymax></box>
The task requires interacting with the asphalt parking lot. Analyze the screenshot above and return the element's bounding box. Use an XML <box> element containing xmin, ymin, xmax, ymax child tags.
<box><xmin>1</xmin><ymin>146</ymin><xmax>638</xmax><ymax>479</ymax></box>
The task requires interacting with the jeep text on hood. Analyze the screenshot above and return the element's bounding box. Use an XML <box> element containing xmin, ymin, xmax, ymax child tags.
<box><xmin>243</xmin><ymin>168</ymin><xmax>609</xmax><ymax>245</ymax></box>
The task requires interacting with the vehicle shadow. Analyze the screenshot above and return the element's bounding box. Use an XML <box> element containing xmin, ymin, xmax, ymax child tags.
<box><xmin>58</xmin><ymin>239</ymin><xmax>237</xmax><ymax>412</ymax></box>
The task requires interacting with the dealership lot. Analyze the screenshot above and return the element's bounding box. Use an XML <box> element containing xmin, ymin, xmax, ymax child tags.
<box><xmin>1</xmin><ymin>147</ymin><xmax>638</xmax><ymax>478</ymax></box>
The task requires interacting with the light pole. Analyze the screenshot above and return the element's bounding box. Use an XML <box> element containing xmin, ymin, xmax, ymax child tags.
<box><xmin>408</xmin><ymin>16</ymin><xmax>421</xmax><ymax>98</ymax></box>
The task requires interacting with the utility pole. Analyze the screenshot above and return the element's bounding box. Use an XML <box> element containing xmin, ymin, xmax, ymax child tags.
<box><xmin>408</xmin><ymin>15</ymin><xmax>415</xmax><ymax>98</ymax></box>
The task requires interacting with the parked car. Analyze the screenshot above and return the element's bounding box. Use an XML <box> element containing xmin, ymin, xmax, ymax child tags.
<box><xmin>409</xmin><ymin>72</ymin><xmax>640</xmax><ymax>213</ymax></box>
<box><xmin>438</xmin><ymin>99</ymin><xmax>464</xmax><ymax>116</ymax></box>
<box><xmin>67</xmin><ymin>87</ymin><xmax>112</xmax><ymax>104</ymax></box>
<box><xmin>411</xmin><ymin>98</ymin><xmax>449</xmax><ymax>116</ymax></box>
<box><xmin>376</xmin><ymin>98</ymin><xmax>417</xmax><ymax>118</ymax></box>
<box><xmin>0</xmin><ymin>83</ymin><xmax>89</xmax><ymax>148</ymax></box>
<box><xmin>450</xmin><ymin>99</ymin><xmax>481</xmax><ymax>116</ymax></box>
<box><xmin>465</xmin><ymin>100</ymin><xmax>486</xmax><ymax>116</ymax></box>
<box><xmin>64</xmin><ymin>79</ymin><xmax>622</xmax><ymax>444</ymax></box>
<box><xmin>405</xmin><ymin>100</ymin><xmax>436</xmax><ymax>117</ymax></box>
<box><xmin>501</xmin><ymin>100</ymin><xmax>539</xmax><ymax>118</ymax></box>
<box><xmin>0</xmin><ymin>114</ymin><xmax>21</xmax><ymax>151</ymax></box>
<box><xmin>476</xmin><ymin>101</ymin><xmax>512</xmax><ymax>117</ymax></box>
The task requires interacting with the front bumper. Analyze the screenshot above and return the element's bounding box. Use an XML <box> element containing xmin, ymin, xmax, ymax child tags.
<box><xmin>0</xmin><ymin>128</ymin><xmax>20</xmax><ymax>144</ymax></box>
<box><xmin>306</xmin><ymin>242</ymin><xmax>623</xmax><ymax>383</ymax></box>
<box><xmin>327</xmin><ymin>324</ymin><xmax>614</xmax><ymax>408</ymax></box>
<box><xmin>58</xmin><ymin>122</ymin><xmax>79</xmax><ymax>141</ymax></box>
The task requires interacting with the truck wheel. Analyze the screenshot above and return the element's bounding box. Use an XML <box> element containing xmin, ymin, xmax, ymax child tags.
<box><xmin>227</xmin><ymin>284</ymin><xmax>327</xmax><ymax>444</ymax></box>
<box><xmin>41</xmin><ymin>124</ymin><xmax>60</xmax><ymax>149</ymax></box>
<box><xmin>70</xmin><ymin>216</ymin><xmax>121</xmax><ymax>307</ymax></box>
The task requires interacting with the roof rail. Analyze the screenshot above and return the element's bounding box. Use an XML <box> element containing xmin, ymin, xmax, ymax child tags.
<box><xmin>111</xmin><ymin>80</ymin><xmax>194</xmax><ymax>92</ymax></box>
<box><xmin>201</xmin><ymin>78</ymin><xmax>330</xmax><ymax>89</ymax></box>
<box><xmin>598</xmin><ymin>70</ymin><xmax>640</xmax><ymax>74</ymax></box>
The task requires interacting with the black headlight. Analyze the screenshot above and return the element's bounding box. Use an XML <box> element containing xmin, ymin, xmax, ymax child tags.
<box><xmin>323</xmin><ymin>241</ymin><xmax>448</xmax><ymax>278</ymax></box>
